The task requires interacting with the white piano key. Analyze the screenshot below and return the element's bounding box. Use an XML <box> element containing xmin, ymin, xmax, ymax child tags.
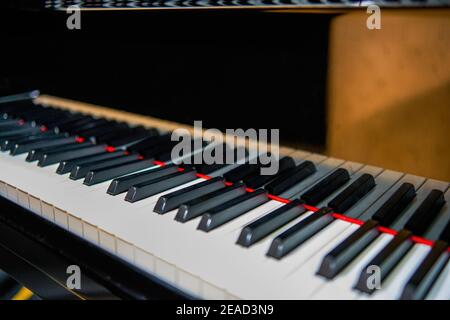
<box><xmin>99</xmin><ymin>229</ymin><xmax>117</xmax><ymax>254</ymax></box>
<box><xmin>116</xmin><ymin>238</ymin><xmax>135</xmax><ymax>263</ymax></box>
<box><xmin>426</xmin><ymin>256</ymin><xmax>450</xmax><ymax>300</ymax></box>
<box><xmin>155</xmin><ymin>258</ymin><xmax>177</xmax><ymax>285</ymax></box>
<box><xmin>178</xmin><ymin>269</ymin><xmax>201</xmax><ymax>297</ymax></box>
<box><xmin>67</xmin><ymin>214</ymin><xmax>84</xmax><ymax>237</ymax></box>
<box><xmin>54</xmin><ymin>207</ymin><xmax>69</xmax><ymax>229</ymax></box>
<box><xmin>82</xmin><ymin>221</ymin><xmax>99</xmax><ymax>244</ymax></box>
<box><xmin>0</xmin><ymin>180</ymin><xmax>6</xmax><ymax>197</ymax></box>
<box><xmin>6</xmin><ymin>184</ymin><xmax>18</xmax><ymax>202</ymax></box>
<box><xmin>41</xmin><ymin>201</ymin><xmax>55</xmax><ymax>221</ymax></box>
<box><xmin>17</xmin><ymin>189</ymin><xmax>30</xmax><ymax>209</ymax></box>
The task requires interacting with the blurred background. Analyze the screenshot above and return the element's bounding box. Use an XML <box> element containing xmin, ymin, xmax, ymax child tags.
<box><xmin>0</xmin><ymin>7</ymin><xmax>448</xmax><ymax>181</ymax></box>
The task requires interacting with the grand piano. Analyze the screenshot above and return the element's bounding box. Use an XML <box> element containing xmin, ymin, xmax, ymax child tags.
<box><xmin>0</xmin><ymin>1</ymin><xmax>449</xmax><ymax>300</ymax></box>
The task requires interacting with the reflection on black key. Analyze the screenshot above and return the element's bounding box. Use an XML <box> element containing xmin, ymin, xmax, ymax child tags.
<box><xmin>1</xmin><ymin>132</ymin><xmax>53</xmax><ymax>151</ymax></box>
<box><xmin>0</xmin><ymin>126</ymin><xmax>40</xmax><ymax>138</ymax></box>
<box><xmin>317</xmin><ymin>219</ymin><xmax>380</xmax><ymax>279</ymax></box>
<box><xmin>27</xmin><ymin>142</ymin><xmax>85</xmax><ymax>162</ymax></box>
<box><xmin>265</xmin><ymin>161</ymin><xmax>316</xmax><ymax>196</ymax></box>
<box><xmin>244</xmin><ymin>156</ymin><xmax>296</xmax><ymax>189</ymax></box>
<box><xmin>11</xmin><ymin>136</ymin><xmax>76</xmax><ymax>155</ymax></box>
<box><xmin>84</xmin><ymin>159</ymin><xmax>155</xmax><ymax>186</ymax></box>
<box><xmin>108</xmin><ymin>164</ymin><xmax>180</xmax><ymax>196</ymax></box>
<box><xmin>154</xmin><ymin>177</ymin><xmax>225</xmax><ymax>214</ymax></box>
<box><xmin>237</xmin><ymin>199</ymin><xmax>307</xmax><ymax>247</ymax></box>
<box><xmin>0</xmin><ymin>119</ymin><xmax>20</xmax><ymax>127</ymax></box>
<box><xmin>69</xmin><ymin>119</ymin><xmax>109</xmax><ymax>134</ymax></box>
<box><xmin>57</xmin><ymin>151</ymin><xmax>124</xmax><ymax>174</ymax></box>
<box><xmin>108</xmin><ymin>130</ymin><xmax>157</xmax><ymax>148</ymax></box>
<box><xmin>124</xmin><ymin>168</ymin><xmax>197</xmax><ymax>202</ymax></box>
<box><xmin>175</xmin><ymin>183</ymin><xmax>247</xmax><ymax>222</ymax></box>
<box><xmin>198</xmin><ymin>189</ymin><xmax>269</xmax><ymax>232</ymax></box>
<box><xmin>301</xmin><ymin>168</ymin><xmax>350</xmax><ymax>206</ymax></box>
<box><xmin>127</xmin><ymin>134</ymin><xmax>171</xmax><ymax>153</ymax></box>
<box><xmin>38</xmin><ymin>144</ymin><xmax>107</xmax><ymax>167</ymax></box>
<box><xmin>70</xmin><ymin>154</ymin><xmax>140</xmax><ymax>180</ymax></box>
<box><xmin>328</xmin><ymin>174</ymin><xmax>375</xmax><ymax>213</ymax></box>
<box><xmin>400</xmin><ymin>240</ymin><xmax>449</xmax><ymax>300</ymax></box>
<box><xmin>267</xmin><ymin>207</ymin><xmax>334</xmax><ymax>259</ymax></box>
<box><xmin>372</xmin><ymin>183</ymin><xmax>416</xmax><ymax>227</ymax></box>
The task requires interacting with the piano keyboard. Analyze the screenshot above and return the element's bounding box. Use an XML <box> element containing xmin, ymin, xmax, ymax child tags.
<box><xmin>0</xmin><ymin>94</ymin><xmax>449</xmax><ymax>300</ymax></box>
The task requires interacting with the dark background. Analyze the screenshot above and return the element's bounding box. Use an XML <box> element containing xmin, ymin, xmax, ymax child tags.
<box><xmin>0</xmin><ymin>6</ymin><xmax>332</xmax><ymax>152</ymax></box>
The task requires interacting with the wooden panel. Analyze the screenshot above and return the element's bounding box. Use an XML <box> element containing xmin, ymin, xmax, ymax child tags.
<box><xmin>327</xmin><ymin>10</ymin><xmax>450</xmax><ymax>181</ymax></box>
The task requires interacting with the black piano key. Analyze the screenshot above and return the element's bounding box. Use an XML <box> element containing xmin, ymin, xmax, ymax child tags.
<box><xmin>0</xmin><ymin>102</ymin><xmax>35</xmax><ymax>119</ymax></box>
<box><xmin>10</xmin><ymin>136</ymin><xmax>76</xmax><ymax>155</ymax></box>
<box><xmin>354</xmin><ymin>229</ymin><xmax>414</xmax><ymax>294</ymax></box>
<box><xmin>10</xmin><ymin>108</ymin><xmax>48</xmax><ymax>121</ymax></box>
<box><xmin>300</xmin><ymin>168</ymin><xmax>351</xmax><ymax>206</ymax></box>
<box><xmin>28</xmin><ymin>110</ymin><xmax>67</xmax><ymax>127</ymax></box>
<box><xmin>404</xmin><ymin>189</ymin><xmax>446</xmax><ymax>236</ymax></box>
<box><xmin>317</xmin><ymin>219</ymin><xmax>380</xmax><ymax>279</ymax></box>
<box><xmin>67</xmin><ymin>118</ymin><xmax>109</xmax><ymax>134</ymax></box>
<box><xmin>84</xmin><ymin>159</ymin><xmax>155</xmax><ymax>186</ymax></box>
<box><xmin>267</xmin><ymin>207</ymin><xmax>334</xmax><ymax>259</ymax></box>
<box><xmin>46</xmin><ymin>113</ymin><xmax>85</xmax><ymax>131</ymax></box>
<box><xmin>126</xmin><ymin>133</ymin><xmax>171</xmax><ymax>152</ymax></box>
<box><xmin>57</xmin><ymin>151</ymin><xmax>125</xmax><ymax>174</ymax></box>
<box><xmin>0</xmin><ymin>123</ymin><xmax>27</xmax><ymax>132</ymax></box>
<box><xmin>54</xmin><ymin>116</ymin><xmax>94</xmax><ymax>133</ymax></box>
<box><xmin>372</xmin><ymin>182</ymin><xmax>416</xmax><ymax>226</ymax></box>
<box><xmin>0</xmin><ymin>119</ymin><xmax>21</xmax><ymax>127</ymax></box>
<box><xmin>69</xmin><ymin>154</ymin><xmax>141</xmax><ymax>180</ymax></box>
<box><xmin>1</xmin><ymin>132</ymin><xmax>54</xmax><ymax>151</ymax></box>
<box><xmin>440</xmin><ymin>218</ymin><xmax>450</xmax><ymax>243</ymax></box>
<box><xmin>400</xmin><ymin>240</ymin><xmax>449</xmax><ymax>300</ymax></box>
<box><xmin>77</xmin><ymin>122</ymin><xmax>129</xmax><ymax>140</ymax></box>
<box><xmin>89</xmin><ymin>126</ymin><xmax>137</xmax><ymax>144</ymax></box>
<box><xmin>195</xmin><ymin>163</ymin><xmax>230</xmax><ymax>175</ymax></box>
<box><xmin>0</xmin><ymin>126</ymin><xmax>41</xmax><ymax>138</ymax></box>
<box><xmin>198</xmin><ymin>189</ymin><xmax>270</xmax><ymax>232</ymax></box>
<box><xmin>264</xmin><ymin>161</ymin><xmax>316</xmax><ymax>196</ymax></box>
<box><xmin>138</xmin><ymin>140</ymin><xmax>179</xmax><ymax>160</ymax></box>
<box><xmin>107</xmin><ymin>129</ymin><xmax>157</xmax><ymax>148</ymax></box>
<box><xmin>153</xmin><ymin>176</ymin><xmax>225</xmax><ymax>214</ymax></box>
<box><xmin>27</xmin><ymin>142</ymin><xmax>85</xmax><ymax>162</ymax></box>
<box><xmin>124</xmin><ymin>168</ymin><xmax>197</xmax><ymax>202</ymax></box>
<box><xmin>244</xmin><ymin>156</ymin><xmax>296</xmax><ymax>189</ymax></box>
<box><xmin>108</xmin><ymin>164</ymin><xmax>180</xmax><ymax>196</ymax></box>
<box><xmin>175</xmin><ymin>183</ymin><xmax>247</xmax><ymax>222</ymax></box>
<box><xmin>236</xmin><ymin>199</ymin><xmax>307</xmax><ymax>247</ymax></box>
<box><xmin>38</xmin><ymin>144</ymin><xmax>107</xmax><ymax>167</ymax></box>
<box><xmin>327</xmin><ymin>173</ymin><xmax>376</xmax><ymax>213</ymax></box>
<box><xmin>223</xmin><ymin>164</ymin><xmax>262</xmax><ymax>183</ymax></box>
